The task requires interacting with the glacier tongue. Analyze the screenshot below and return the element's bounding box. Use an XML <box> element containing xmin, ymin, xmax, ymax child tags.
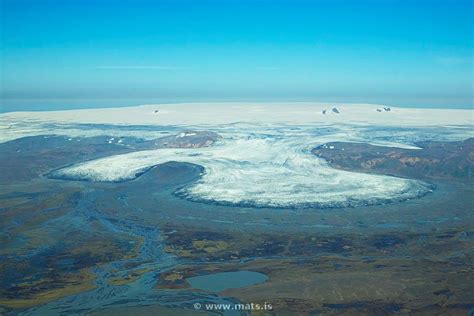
<box><xmin>51</xmin><ymin>126</ymin><xmax>432</xmax><ymax>209</ymax></box>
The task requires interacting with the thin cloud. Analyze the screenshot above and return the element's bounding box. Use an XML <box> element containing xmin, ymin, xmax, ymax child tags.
<box><xmin>94</xmin><ymin>66</ymin><xmax>185</xmax><ymax>70</ymax></box>
<box><xmin>436</xmin><ymin>56</ymin><xmax>472</xmax><ymax>66</ymax></box>
<box><xmin>256</xmin><ymin>66</ymin><xmax>279</xmax><ymax>70</ymax></box>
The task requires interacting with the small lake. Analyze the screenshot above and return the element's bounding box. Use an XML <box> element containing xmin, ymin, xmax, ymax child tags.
<box><xmin>187</xmin><ymin>270</ymin><xmax>268</xmax><ymax>292</ymax></box>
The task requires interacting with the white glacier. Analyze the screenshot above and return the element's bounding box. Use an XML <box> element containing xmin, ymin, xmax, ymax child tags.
<box><xmin>3</xmin><ymin>102</ymin><xmax>472</xmax><ymax>208</ymax></box>
<box><xmin>51</xmin><ymin>126</ymin><xmax>432</xmax><ymax>208</ymax></box>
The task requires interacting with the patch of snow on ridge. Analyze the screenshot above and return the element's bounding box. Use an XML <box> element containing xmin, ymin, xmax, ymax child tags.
<box><xmin>51</xmin><ymin>127</ymin><xmax>433</xmax><ymax>209</ymax></box>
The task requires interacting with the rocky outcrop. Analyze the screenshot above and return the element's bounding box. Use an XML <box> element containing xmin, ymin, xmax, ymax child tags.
<box><xmin>155</xmin><ymin>131</ymin><xmax>221</xmax><ymax>148</ymax></box>
<box><xmin>312</xmin><ymin>138</ymin><xmax>474</xmax><ymax>180</ymax></box>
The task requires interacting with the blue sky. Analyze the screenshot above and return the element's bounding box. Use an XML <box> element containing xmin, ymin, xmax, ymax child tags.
<box><xmin>0</xmin><ymin>0</ymin><xmax>472</xmax><ymax>110</ymax></box>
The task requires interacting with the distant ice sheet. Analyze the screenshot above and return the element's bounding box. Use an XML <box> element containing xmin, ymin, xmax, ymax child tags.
<box><xmin>2</xmin><ymin>102</ymin><xmax>473</xmax><ymax>128</ymax></box>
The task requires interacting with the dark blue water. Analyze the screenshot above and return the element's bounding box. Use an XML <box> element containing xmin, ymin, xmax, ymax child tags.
<box><xmin>0</xmin><ymin>99</ymin><xmax>174</xmax><ymax>113</ymax></box>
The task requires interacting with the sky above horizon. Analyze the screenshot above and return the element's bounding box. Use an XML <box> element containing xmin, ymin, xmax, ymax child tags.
<box><xmin>0</xmin><ymin>0</ymin><xmax>473</xmax><ymax>110</ymax></box>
